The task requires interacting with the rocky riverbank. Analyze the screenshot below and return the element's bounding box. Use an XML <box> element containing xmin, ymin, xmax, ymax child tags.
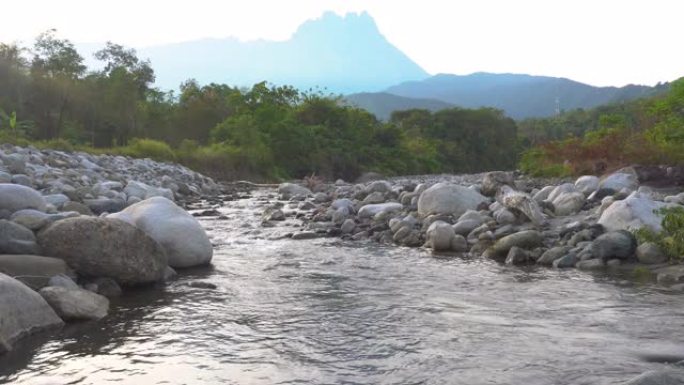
<box><xmin>261</xmin><ymin>169</ymin><xmax>684</xmax><ymax>288</ymax></box>
<box><xmin>0</xmin><ymin>144</ymin><xmax>223</xmax><ymax>354</ymax></box>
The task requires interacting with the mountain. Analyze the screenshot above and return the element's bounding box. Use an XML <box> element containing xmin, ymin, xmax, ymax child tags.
<box><xmin>126</xmin><ymin>12</ymin><xmax>428</xmax><ymax>93</ymax></box>
<box><xmin>382</xmin><ymin>72</ymin><xmax>660</xmax><ymax>119</ymax></box>
<box><xmin>345</xmin><ymin>93</ymin><xmax>454</xmax><ymax>120</ymax></box>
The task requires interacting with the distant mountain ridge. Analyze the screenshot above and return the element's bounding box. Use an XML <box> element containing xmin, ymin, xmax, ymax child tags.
<box><xmin>129</xmin><ymin>12</ymin><xmax>428</xmax><ymax>93</ymax></box>
<box><xmin>344</xmin><ymin>93</ymin><xmax>454</xmax><ymax>120</ymax></box>
<box><xmin>377</xmin><ymin>72</ymin><xmax>663</xmax><ymax>119</ymax></box>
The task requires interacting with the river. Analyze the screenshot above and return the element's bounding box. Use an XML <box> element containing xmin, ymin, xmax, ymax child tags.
<box><xmin>2</xmin><ymin>189</ymin><xmax>684</xmax><ymax>385</ymax></box>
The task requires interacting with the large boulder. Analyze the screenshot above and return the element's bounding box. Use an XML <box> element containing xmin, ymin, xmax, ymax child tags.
<box><xmin>591</xmin><ymin>231</ymin><xmax>637</xmax><ymax>260</ymax></box>
<box><xmin>599</xmin><ymin>172</ymin><xmax>638</xmax><ymax>192</ymax></box>
<box><xmin>0</xmin><ymin>273</ymin><xmax>64</xmax><ymax>352</ymax></box>
<box><xmin>598</xmin><ymin>192</ymin><xmax>673</xmax><ymax>232</ymax></box>
<box><xmin>0</xmin><ymin>219</ymin><xmax>40</xmax><ymax>255</ymax></box>
<box><xmin>483</xmin><ymin>230</ymin><xmax>543</xmax><ymax>260</ymax></box>
<box><xmin>108</xmin><ymin>197</ymin><xmax>212</xmax><ymax>268</ymax></box>
<box><xmin>39</xmin><ymin>286</ymin><xmax>109</xmax><ymax>321</ymax></box>
<box><xmin>418</xmin><ymin>183</ymin><xmax>488</xmax><ymax>217</ymax></box>
<box><xmin>37</xmin><ymin>217</ymin><xmax>167</xmax><ymax>285</ymax></box>
<box><xmin>0</xmin><ymin>183</ymin><xmax>47</xmax><ymax>213</ymax></box>
<box><xmin>0</xmin><ymin>254</ymin><xmax>72</xmax><ymax>289</ymax></box>
<box><xmin>574</xmin><ymin>175</ymin><xmax>600</xmax><ymax>195</ymax></box>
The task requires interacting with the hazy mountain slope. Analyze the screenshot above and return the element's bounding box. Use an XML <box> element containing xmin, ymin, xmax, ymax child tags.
<box><xmin>345</xmin><ymin>92</ymin><xmax>454</xmax><ymax>120</ymax></box>
<box><xmin>130</xmin><ymin>12</ymin><xmax>428</xmax><ymax>93</ymax></box>
<box><xmin>385</xmin><ymin>72</ymin><xmax>657</xmax><ymax>119</ymax></box>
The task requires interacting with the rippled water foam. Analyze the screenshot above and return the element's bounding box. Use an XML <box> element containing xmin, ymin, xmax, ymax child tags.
<box><xmin>2</xmin><ymin>191</ymin><xmax>684</xmax><ymax>385</ymax></box>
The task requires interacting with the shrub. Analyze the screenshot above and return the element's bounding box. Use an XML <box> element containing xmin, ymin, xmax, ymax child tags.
<box><xmin>634</xmin><ymin>207</ymin><xmax>684</xmax><ymax>262</ymax></box>
<box><xmin>117</xmin><ymin>138</ymin><xmax>176</xmax><ymax>162</ymax></box>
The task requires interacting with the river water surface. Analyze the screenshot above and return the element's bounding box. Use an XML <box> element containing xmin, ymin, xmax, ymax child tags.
<box><xmin>2</xmin><ymin>190</ymin><xmax>684</xmax><ymax>385</ymax></box>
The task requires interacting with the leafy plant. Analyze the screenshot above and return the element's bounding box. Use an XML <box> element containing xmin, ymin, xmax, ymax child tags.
<box><xmin>634</xmin><ymin>206</ymin><xmax>684</xmax><ymax>262</ymax></box>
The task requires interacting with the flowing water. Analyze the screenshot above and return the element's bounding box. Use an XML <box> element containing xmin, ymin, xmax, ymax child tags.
<box><xmin>2</xmin><ymin>190</ymin><xmax>684</xmax><ymax>385</ymax></box>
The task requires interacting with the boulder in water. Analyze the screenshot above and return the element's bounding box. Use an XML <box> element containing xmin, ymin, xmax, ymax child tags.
<box><xmin>39</xmin><ymin>286</ymin><xmax>109</xmax><ymax>321</ymax></box>
<box><xmin>108</xmin><ymin>197</ymin><xmax>213</xmax><ymax>268</ymax></box>
<box><xmin>38</xmin><ymin>217</ymin><xmax>167</xmax><ymax>285</ymax></box>
<box><xmin>0</xmin><ymin>273</ymin><xmax>64</xmax><ymax>352</ymax></box>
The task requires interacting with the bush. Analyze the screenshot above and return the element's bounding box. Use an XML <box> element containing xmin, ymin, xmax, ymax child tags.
<box><xmin>634</xmin><ymin>207</ymin><xmax>684</xmax><ymax>262</ymax></box>
<box><xmin>117</xmin><ymin>138</ymin><xmax>176</xmax><ymax>162</ymax></box>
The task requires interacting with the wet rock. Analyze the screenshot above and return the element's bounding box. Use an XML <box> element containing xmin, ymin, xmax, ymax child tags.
<box><xmin>505</xmin><ymin>246</ymin><xmax>530</xmax><ymax>265</ymax></box>
<box><xmin>636</xmin><ymin>242</ymin><xmax>668</xmax><ymax>265</ymax></box>
<box><xmin>591</xmin><ymin>230</ymin><xmax>637</xmax><ymax>260</ymax></box>
<box><xmin>0</xmin><ymin>254</ymin><xmax>71</xmax><ymax>290</ymax></box>
<box><xmin>450</xmin><ymin>234</ymin><xmax>468</xmax><ymax>252</ymax></box>
<box><xmin>576</xmin><ymin>258</ymin><xmax>606</xmax><ymax>270</ymax></box>
<box><xmin>537</xmin><ymin>246</ymin><xmax>571</xmax><ymax>266</ymax></box>
<box><xmin>39</xmin><ymin>286</ymin><xmax>109</xmax><ymax>321</ymax></box>
<box><xmin>109</xmin><ymin>197</ymin><xmax>213</xmax><ymax>268</ymax></box>
<box><xmin>341</xmin><ymin>219</ymin><xmax>356</xmax><ymax>234</ymax></box>
<box><xmin>426</xmin><ymin>221</ymin><xmax>455</xmax><ymax>251</ymax></box>
<box><xmin>417</xmin><ymin>183</ymin><xmax>488</xmax><ymax>217</ymax></box>
<box><xmin>186</xmin><ymin>281</ymin><xmax>217</xmax><ymax>289</ymax></box>
<box><xmin>553</xmin><ymin>253</ymin><xmax>579</xmax><ymax>268</ymax></box>
<box><xmin>38</xmin><ymin>217</ymin><xmax>167</xmax><ymax>286</ymax></box>
<box><xmin>0</xmin><ymin>219</ymin><xmax>40</xmax><ymax>255</ymax></box>
<box><xmin>656</xmin><ymin>266</ymin><xmax>684</xmax><ymax>285</ymax></box>
<box><xmin>291</xmin><ymin>231</ymin><xmax>321</xmax><ymax>240</ymax></box>
<box><xmin>622</xmin><ymin>370</ymin><xmax>684</xmax><ymax>385</ymax></box>
<box><xmin>0</xmin><ymin>273</ymin><xmax>64</xmax><ymax>352</ymax></box>
<box><xmin>0</xmin><ymin>183</ymin><xmax>47</xmax><ymax>213</ymax></box>
<box><xmin>483</xmin><ymin>230</ymin><xmax>543</xmax><ymax>260</ymax></box>
<box><xmin>90</xmin><ymin>277</ymin><xmax>122</xmax><ymax>298</ymax></box>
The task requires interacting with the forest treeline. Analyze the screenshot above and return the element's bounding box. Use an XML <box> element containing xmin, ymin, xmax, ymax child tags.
<box><xmin>517</xmin><ymin>78</ymin><xmax>684</xmax><ymax>176</ymax></box>
<box><xmin>0</xmin><ymin>31</ymin><xmax>518</xmax><ymax>180</ymax></box>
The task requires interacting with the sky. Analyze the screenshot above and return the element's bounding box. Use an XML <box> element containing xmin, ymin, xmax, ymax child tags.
<box><xmin>1</xmin><ymin>0</ymin><xmax>682</xmax><ymax>87</ymax></box>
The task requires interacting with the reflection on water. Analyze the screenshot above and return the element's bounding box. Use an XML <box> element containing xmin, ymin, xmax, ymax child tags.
<box><xmin>2</xmin><ymin>191</ymin><xmax>684</xmax><ymax>385</ymax></box>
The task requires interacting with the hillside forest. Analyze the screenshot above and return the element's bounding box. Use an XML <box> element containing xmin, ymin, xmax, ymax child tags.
<box><xmin>0</xmin><ymin>31</ymin><xmax>682</xmax><ymax>180</ymax></box>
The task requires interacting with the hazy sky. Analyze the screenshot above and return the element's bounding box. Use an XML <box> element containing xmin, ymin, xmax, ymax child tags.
<box><xmin>2</xmin><ymin>0</ymin><xmax>682</xmax><ymax>87</ymax></box>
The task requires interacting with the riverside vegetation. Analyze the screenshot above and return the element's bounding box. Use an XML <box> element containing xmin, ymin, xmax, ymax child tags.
<box><xmin>3</xmin><ymin>32</ymin><xmax>684</xmax><ymax>384</ymax></box>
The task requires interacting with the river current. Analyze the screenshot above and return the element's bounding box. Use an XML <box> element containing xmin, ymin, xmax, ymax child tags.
<box><xmin>2</xmin><ymin>189</ymin><xmax>684</xmax><ymax>385</ymax></box>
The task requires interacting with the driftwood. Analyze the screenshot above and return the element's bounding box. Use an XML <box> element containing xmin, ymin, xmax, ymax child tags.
<box><xmin>497</xmin><ymin>185</ymin><xmax>547</xmax><ymax>227</ymax></box>
<box><xmin>226</xmin><ymin>180</ymin><xmax>279</xmax><ymax>188</ymax></box>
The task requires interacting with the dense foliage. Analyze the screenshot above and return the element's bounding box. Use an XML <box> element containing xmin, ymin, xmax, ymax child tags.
<box><xmin>634</xmin><ymin>207</ymin><xmax>684</xmax><ymax>263</ymax></box>
<box><xmin>0</xmin><ymin>32</ymin><xmax>519</xmax><ymax>181</ymax></box>
<box><xmin>518</xmin><ymin>78</ymin><xmax>683</xmax><ymax>176</ymax></box>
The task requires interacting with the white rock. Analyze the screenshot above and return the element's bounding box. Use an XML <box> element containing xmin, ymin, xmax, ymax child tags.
<box><xmin>533</xmin><ymin>185</ymin><xmax>555</xmax><ymax>203</ymax></box>
<box><xmin>358</xmin><ymin>203</ymin><xmax>403</xmax><ymax>219</ymax></box>
<box><xmin>426</xmin><ymin>221</ymin><xmax>455</xmax><ymax>251</ymax></box>
<box><xmin>109</xmin><ymin>197</ymin><xmax>213</xmax><ymax>268</ymax></box>
<box><xmin>598</xmin><ymin>192</ymin><xmax>675</xmax><ymax>232</ymax></box>
<box><xmin>417</xmin><ymin>183</ymin><xmax>488</xmax><ymax>217</ymax></box>
<box><xmin>574</xmin><ymin>175</ymin><xmax>600</xmax><ymax>195</ymax></box>
<box><xmin>599</xmin><ymin>172</ymin><xmax>638</xmax><ymax>192</ymax></box>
